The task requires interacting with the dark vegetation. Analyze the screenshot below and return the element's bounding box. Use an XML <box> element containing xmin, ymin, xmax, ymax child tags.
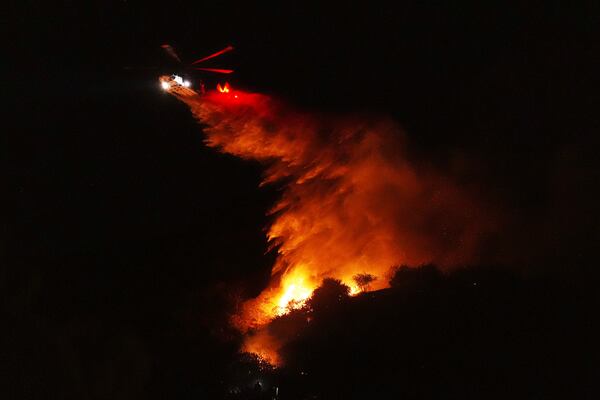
<box><xmin>6</xmin><ymin>261</ymin><xmax>594</xmax><ymax>399</ymax></box>
<box><xmin>224</xmin><ymin>265</ymin><xmax>595</xmax><ymax>399</ymax></box>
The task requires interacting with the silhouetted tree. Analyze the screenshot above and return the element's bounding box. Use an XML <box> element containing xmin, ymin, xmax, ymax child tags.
<box><xmin>308</xmin><ymin>278</ymin><xmax>349</xmax><ymax>316</ymax></box>
<box><xmin>353</xmin><ymin>273</ymin><xmax>376</xmax><ymax>292</ymax></box>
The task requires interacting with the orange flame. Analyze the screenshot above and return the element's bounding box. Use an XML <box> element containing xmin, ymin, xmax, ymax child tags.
<box><xmin>217</xmin><ymin>82</ymin><xmax>230</xmax><ymax>93</ymax></box>
<box><xmin>168</xmin><ymin>88</ymin><xmax>497</xmax><ymax>365</ymax></box>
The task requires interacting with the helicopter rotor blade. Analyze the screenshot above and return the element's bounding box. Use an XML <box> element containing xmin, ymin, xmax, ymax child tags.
<box><xmin>160</xmin><ymin>44</ymin><xmax>182</xmax><ymax>63</ymax></box>
<box><xmin>191</xmin><ymin>46</ymin><xmax>234</xmax><ymax>65</ymax></box>
<box><xmin>194</xmin><ymin>67</ymin><xmax>234</xmax><ymax>74</ymax></box>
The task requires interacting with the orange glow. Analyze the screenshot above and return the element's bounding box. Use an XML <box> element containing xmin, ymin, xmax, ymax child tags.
<box><xmin>217</xmin><ymin>82</ymin><xmax>230</xmax><ymax>93</ymax></box>
<box><xmin>348</xmin><ymin>283</ymin><xmax>361</xmax><ymax>296</ymax></box>
<box><xmin>165</xmin><ymin>85</ymin><xmax>497</xmax><ymax>366</ymax></box>
<box><xmin>275</xmin><ymin>270</ymin><xmax>313</xmax><ymax>314</ymax></box>
<box><xmin>241</xmin><ymin>329</ymin><xmax>282</xmax><ymax>366</ymax></box>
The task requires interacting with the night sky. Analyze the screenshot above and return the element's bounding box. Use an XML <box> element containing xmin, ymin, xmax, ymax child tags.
<box><xmin>6</xmin><ymin>2</ymin><xmax>599</xmax><ymax>399</ymax></box>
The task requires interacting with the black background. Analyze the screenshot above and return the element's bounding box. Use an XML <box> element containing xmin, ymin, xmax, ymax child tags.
<box><xmin>5</xmin><ymin>1</ymin><xmax>599</xmax><ymax>399</ymax></box>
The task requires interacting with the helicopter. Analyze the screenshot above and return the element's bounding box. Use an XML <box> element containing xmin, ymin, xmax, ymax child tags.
<box><xmin>159</xmin><ymin>44</ymin><xmax>234</xmax><ymax>94</ymax></box>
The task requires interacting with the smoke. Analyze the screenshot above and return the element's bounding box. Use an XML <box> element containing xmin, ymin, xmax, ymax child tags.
<box><xmin>169</xmin><ymin>85</ymin><xmax>498</xmax><ymax>363</ymax></box>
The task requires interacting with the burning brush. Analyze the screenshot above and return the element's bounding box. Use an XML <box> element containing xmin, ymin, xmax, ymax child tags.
<box><xmin>160</xmin><ymin>64</ymin><xmax>496</xmax><ymax>366</ymax></box>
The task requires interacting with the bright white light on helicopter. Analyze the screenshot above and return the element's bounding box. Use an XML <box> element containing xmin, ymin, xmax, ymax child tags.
<box><xmin>161</xmin><ymin>81</ymin><xmax>170</xmax><ymax>90</ymax></box>
<box><xmin>183</xmin><ymin>80</ymin><xmax>191</xmax><ymax>87</ymax></box>
<box><xmin>173</xmin><ymin>75</ymin><xmax>184</xmax><ymax>85</ymax></box>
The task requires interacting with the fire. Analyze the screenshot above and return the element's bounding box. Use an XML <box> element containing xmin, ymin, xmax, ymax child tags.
<box><xmin>348</xmin><ymin>283</ymin><xmax>361</xmax><ymax>296</ymax></box>
<box><xmin>275</xmin><ymin>271</ymin><xmax>313</xmax><ymax>315</ymax></box>
<box><xmin>266</xmin><ymin>269</ymin><xmax>363</xmax><ymax>320</ymax></box>
<box><xmin>166</xmin><ymin>85</ymin><xmax>497</xmax><ymax>366</ymax></box>
<box><xmin>217</xmin><ymin>82</ymin><xmax>230</xmax><ymax>93</ymax></box>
